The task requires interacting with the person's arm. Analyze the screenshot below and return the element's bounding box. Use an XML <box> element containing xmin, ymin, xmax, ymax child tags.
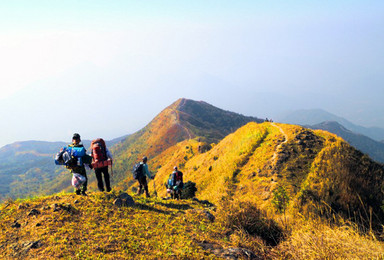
<box><xmin>143</xmin><ymin>164</ymin><xmax>151</xmax><ymax>179</ymax></box>
<box><xmin>106</xmin><ymin>147</ymin><xmax>113</xmax><ymax>160</ymax></box>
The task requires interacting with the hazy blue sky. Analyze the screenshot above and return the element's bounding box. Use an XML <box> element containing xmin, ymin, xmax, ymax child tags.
<box><xmin>0</xmin><ymin>1</ymin><xmax>383</xmax><ymax>147</ymax></box>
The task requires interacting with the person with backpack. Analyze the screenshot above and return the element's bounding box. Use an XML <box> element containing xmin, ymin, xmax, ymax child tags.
<box><xmin>91</xmin><ymin>138</ymin><xmax>113</xmax><ymax>192</ymax></box>
<box><xmin>165</xmin><ymin>166</ymin><xmax>184</xmax><ymax>200</ymax></box>
<box><xmin>133</xmin><ymin>156</ymin><xmax>152</xmax><ymax>198</ymax></box>
<box><xmin>66</xmin><ymin>133</ymin><xmax>89</xmax><ymax>196</ymax></box>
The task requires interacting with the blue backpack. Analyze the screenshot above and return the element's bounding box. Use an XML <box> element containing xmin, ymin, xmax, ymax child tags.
<box><xmin>55</xmin><ymin>146</ymin><xmax>86</xmax><ymax>166</ymax></box>
<box><xmin>167</xmin><ymin>173</ymin><xmax>176</xmax><ymax>188</ymax></box>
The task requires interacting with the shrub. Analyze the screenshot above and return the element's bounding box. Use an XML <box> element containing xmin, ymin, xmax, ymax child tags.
<box><xmin>218</xmin><ymin>201</ymin><xmax>283</xmax><ymax>246</ymax></box>
<box><xmin>272</xmin><ymin>185</ymin><xmax>289</xmax><ymax>214</ymax></box>
<box><xmin>181</xmin><ymin>181</ymin><xmax>197</xmax><ymax>199</ymax></box>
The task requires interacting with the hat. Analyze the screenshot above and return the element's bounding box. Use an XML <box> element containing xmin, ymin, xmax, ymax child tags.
<box><xmin>173</xmin><ymin>166</ymin><xmax>178</xmax><ymax>170</ymax></box>
<box><xmin>72</xmin><ymin>133</ymin><xmax>81</xmax><ymax>140</ymax></box>
<box><xmin>142</xmin><ymin>156</ymin><xmax>148</xmax><ymax>162</ymax></box>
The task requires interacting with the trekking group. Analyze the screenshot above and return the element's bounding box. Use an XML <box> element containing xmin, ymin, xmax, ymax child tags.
<box><xmin>55</xmin><ymin>133</ymin><xmax>184</xmax><ymax>199</ymax></box>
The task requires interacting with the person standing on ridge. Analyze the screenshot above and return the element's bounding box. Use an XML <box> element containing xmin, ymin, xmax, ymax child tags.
<box><xmin>137</xmin><ymin>156</ymin><xmax>152</xmax><ymax>198</ymax></box>
<box><xmin>91</xmin><ymin>138</ymin><xmax>113</xmax><ymax>192</ymax></box>
<box><xmin>67</xmin><ymin>133</ymin><xmax>88</xmax><ymax>196</ymax></box>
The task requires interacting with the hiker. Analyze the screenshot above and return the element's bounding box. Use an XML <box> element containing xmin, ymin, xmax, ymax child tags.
<box><xmin>91</xmin><ymin>138</ymin><xmax>113</xmax><ymax>192</ymax></box>
<box><xmin>136</xmin><ymin>156</ymin><xmax>152</xmax><ymax>197</ymax></box>
<box><xmin>66</xmin><ymin>133</ymin><xmax>88</xmax><ymax>196</ymax></box>
<box><xmin>166</xmin><ymin>166</ymin><xmax>184</xmax><ymax>200</ymax></box>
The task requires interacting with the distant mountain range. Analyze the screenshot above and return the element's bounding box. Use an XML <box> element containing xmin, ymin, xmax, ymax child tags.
<box><xmin>0</xmin><ymin>136</ymin><xmax>128</xmax><ymax>200</ymax></box>
<box><xmin>0</xmin><ymin>136</ymin><xmax>129</xmax><ymax>164</ymax></box>
<box><xmin>307</xmin><ymin>121</ymin><xmax>384</xmax><ymax>163</ymax></box>
<box><xmin>278</xmin><ymin>109</ymin><xmax>384</xmax><ymax>142</ymax></box>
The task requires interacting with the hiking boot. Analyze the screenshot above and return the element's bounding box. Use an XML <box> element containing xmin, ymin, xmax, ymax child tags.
<box><xmin>145</xmin><ymin>193</ymin><xmax>150</xmax><ymax>198</ymax></box>
<box><xmin>81</xmin><ymin>191</ymin><xmax>87</xmax><ymax>196</ymax></box>
<box><xmin>75</xmin><ymin>190</ymin><xmax>81</xmax><ymax>195</ymax></box>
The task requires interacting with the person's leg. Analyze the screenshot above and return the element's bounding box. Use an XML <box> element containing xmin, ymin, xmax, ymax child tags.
<box><xmin>77</xmin><ymin>167</ymin><xmax>88</xmax><ymax>195</ymax></box>
<box><xmin>137</xmin><ymin>177</ymin><xmax>143</xmax><ymax>195</ymax></box>
<box><xmin>82</xmin><ymin>172</ymin><xmax>88</xmax><ymax>195</ymax></box>
<box><xmin>95</xmin><ymin>168</ymin><xmax>105</xmax><ymax>192</ymax></box>
<box><xmin>142</xmin><ymin>177</ymin><xmax>150</xmax><ymax>197</ymax></box>
<box><xmin>102</xmin><ymin>167</ymin><xmax>111</xmax><ymax>192</ymax></box>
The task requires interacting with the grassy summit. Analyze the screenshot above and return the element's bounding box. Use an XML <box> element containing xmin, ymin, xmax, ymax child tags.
<box><xmin>152</xmin><ymin>122</ymin><xmax>384</xmax><ymax>228</ymax></box>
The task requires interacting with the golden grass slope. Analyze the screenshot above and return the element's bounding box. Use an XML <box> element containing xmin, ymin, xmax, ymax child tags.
<box><xmin>0</xmin><ymin>193</ymin><xmax>231</xmax><ymax>259</ymax></box>
<box><xmin>152</xmin><ymin>122</ymin><xmax>384</xmax><ymax>226</ymax></box>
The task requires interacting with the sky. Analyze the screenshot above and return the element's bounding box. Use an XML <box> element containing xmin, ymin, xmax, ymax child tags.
<box><xmin>0</xmin><ymin>1</ymin><xmax>383</xmax><ymax>147</ymax></box>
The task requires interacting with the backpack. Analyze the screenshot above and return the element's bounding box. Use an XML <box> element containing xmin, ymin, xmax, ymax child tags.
<box><xmin>55</xmin><ymin>146</ymin><xmax>86</xmax><ymax>167</ymax></box>
<box><xmin>67</xmin><ymin>145</ymin><xmax>86</xmax><ymax>167</ymax></box>
<box><xmin>91</xmin><ymin>138</ymin><xmax>107</xmax><ymax>162</ymax></box>
<box><xmin>132</xmin><ymin>163</ymin><xmax>144</xmax><ymax>180</ymax></box>
<box><xmin>55</xmin><ymin>149</ymin><xmax>70</xmax><ymax>165</ymax></box>
<box><xmin>174</xmin><ymin>171</ymin><xmax>184</xmax><ymax>188</ymax></box>
<box><xmin>175</xmin><ymin>171</ymin><xmax>183</xmax><ymax>182</ymax></box>
<box><xmin>167</xmin><ymin>173</ymin><xmax>176</xmax><ymax>188</ymax></box>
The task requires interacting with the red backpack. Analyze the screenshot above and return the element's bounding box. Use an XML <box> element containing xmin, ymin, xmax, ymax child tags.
<box><xmin>91</xmin><ymin>138</ymin><xmax>107</xmax><ymax>163</ymax></box>
<box><xmin>175</xmin><ymin>171</ymin><xmax>183</xmax><ymax>183</ymax></box>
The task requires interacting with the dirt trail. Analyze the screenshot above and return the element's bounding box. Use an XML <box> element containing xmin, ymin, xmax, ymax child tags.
<box><xmin>171</xmin><ymin>108</ymin><xmax>192</xmax><ymax>140</ymax></box>
<box><xmin>270</xmin><ymin>123</ymin><xmax>289</xmax><ymax>165</ymax></box>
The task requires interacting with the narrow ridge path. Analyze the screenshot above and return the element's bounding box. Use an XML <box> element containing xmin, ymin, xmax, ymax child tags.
<box><xmin>270</xmin><ymin>123</ymin><xmax>289</xmax><ymax>165</ymax></box>
<box><xmin>171</xmin><ymin>109</ymin><xmax>192</xmax><ymax>139</ymax></box>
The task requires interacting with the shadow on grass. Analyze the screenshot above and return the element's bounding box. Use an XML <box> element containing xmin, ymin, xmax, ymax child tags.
<box><xmin>192</xmin><ymin>198</ymin><xmax>215</xmax><ymax>207</ymax></box>
<box><xmin>155</xmin><ymin>201</ymin><xmax>193</xmax><ymax>211</ymax></box>
<box><xmin>134</xmin><ymin>203</ymin><xmax>170</xmax><ymax>214</ymax></box>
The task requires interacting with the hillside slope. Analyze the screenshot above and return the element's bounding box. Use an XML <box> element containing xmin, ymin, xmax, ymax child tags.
<box><xmin>111</xmin><ymin>98</ymin><xmax>262</xmax><ymax>190</ymax></box>
<box><xmin>152</xmin><ymin>122</ymin><xmax>384</xmax><ymax>227</ymax></box>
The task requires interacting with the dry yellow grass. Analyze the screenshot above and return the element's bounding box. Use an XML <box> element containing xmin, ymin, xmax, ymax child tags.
<box><xmin>274</xmin><ymin>219</ymin><xmax>384</xmax><ymax>259</ymax></box>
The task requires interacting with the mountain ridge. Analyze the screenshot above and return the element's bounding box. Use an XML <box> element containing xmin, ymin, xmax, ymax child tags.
<box><xmin>111</xmin><ymin>98</ymin><xmax>263</xmax><ymax>190</ymax></box>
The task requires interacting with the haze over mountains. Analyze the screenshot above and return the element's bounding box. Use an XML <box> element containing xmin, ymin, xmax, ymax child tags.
<box><xmin>276</xmin><ymin>109</ymin><xmax>384</xmax><ymax>163</ymax></box>
<box><xmin>307</xmin><ymin>121</ymin><xmax>384</xmax><ymax>163</ymax></box>
<box><xmin>278</xmin><ymin>109</ymin><xmax>384</xmax><ymax>141</ymax></box>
